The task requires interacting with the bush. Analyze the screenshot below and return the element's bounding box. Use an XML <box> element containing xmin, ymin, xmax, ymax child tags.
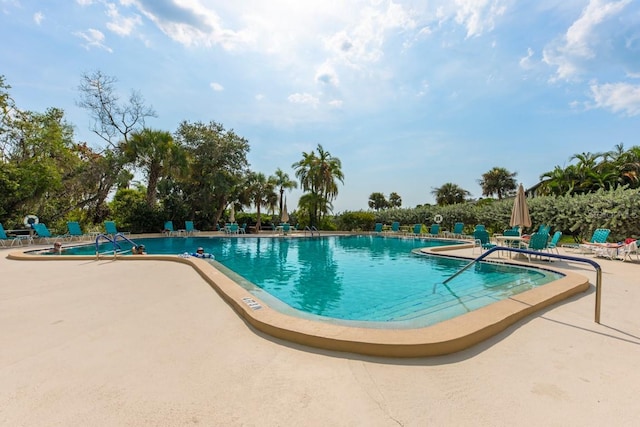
<box><xmin>336</xmin><ymin>211</ymin><xmax>376</xmax><ymax>231</ymax></box>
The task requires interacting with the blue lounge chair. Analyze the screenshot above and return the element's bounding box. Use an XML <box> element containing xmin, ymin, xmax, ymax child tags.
<box><xmin>387</xmin><ymin>221</ymin><xmax>400</xmax><ymax>233</ymax></box>
<box><xmin>0</xmin><ymin>223</ymin><xmax>29</xmax><ymax>246</ymax></box>
<box><xmin>373</xmin><ymin>223</ymin><xmax>383</xmax><ymax>233</ymax></box>
<box><xmin>104</xmin><ymin>221</ymin><xmax>130</xmax><ymax>237</ymax></box>
<box><xmin>163</xmin><ymin>221</ymin><xmax>184</xmax><ymax>236</ymax></box>
<box><xmin>567</xmin><ymin>228</ymin><xmax>610</xmax><ymax>253</ymax></box>
<box><xmin>450</xmin><ymin>222</ymin><xmax>465</xmax><ymax>238</ymax></box>
<box><xmin>33</xmin><ymin>223</ymin><xmax>65</xmax><ymax>244</ymax></box>
<box><xmin>66</xmin><ymin>221</ymin><xmax>88</xmax><ymax>241</ymax></box>
<box><xmin>411</xmin><ymin>224</ymin><xmax>423</xmax><ymax>236</ymax></box>
<box><xmin>185</xmin><ymin>221</ymin><xmax>200</xmax><ymax>236</ymax></box>
<box><xmin>427</xmin><ymin>224</ymin><xmax>440</xmax><ymax>237</ymax></box>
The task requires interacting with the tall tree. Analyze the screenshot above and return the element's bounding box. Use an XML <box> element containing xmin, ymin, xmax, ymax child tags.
<box><xmin>76</xmin><ymin>71</ymin><xmax>156</xmax><ymax>219</ymax></box>
<box><xmin>124</xmin><ymin>128</ymin><xmax>186</xmax><ymax>208</ymax></box>
<box><xmin>388</xmin><ymin>192</ymin><xmax>402</xmax><ymax>208</ymax></box>
<box><xmin>273</xmin><ymin>168</ymin><xmax>297</xmax><ymax>220</ymax></box>
<box><xmin>243</xmin><ymin>172</ymin><xmax>278</xmax><ymax>230</ymax></box>
<box><xmin>368</xmin><ymin>192</ymin><xmax>388</xmax><ymax>210</ymax></box>
<box><xmin>292</xmin><ymin>144</ymin><xmax>344</xmax><ymax>227</ymax></box>
<box><xmin>478</xmin><ymin>167</ymin><xmax>517</xmax><ymax>199</ymax></box>
<box><xmin>174</xmin><ymin>120</ymin><xmax>250</xmax><ymax>228</ymax></box>
<box><xmin>77</xmin><ymin>70</ymin><xmax>156</xmax><ymax>147</ymax></box>
<box><xmin>431</xmin><ymin>183</ymin><xmax>470</xmax><ymax>205</ymax></box>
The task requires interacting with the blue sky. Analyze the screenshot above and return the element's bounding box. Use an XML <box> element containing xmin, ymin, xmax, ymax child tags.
<box><xmin>2</xmin><ymin>0</ymin><xmax>640</xmax><ymax>212</ymax></box>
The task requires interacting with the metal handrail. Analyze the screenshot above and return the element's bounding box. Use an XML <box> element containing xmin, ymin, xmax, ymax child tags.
<box><xmin>441</xmin><ymin>246</ymin><xmax>603</xmax><ymax>323</ymax></box>
<box><xmin>95</xmin><ymin>232</ymin><xmax>138</xmax><ymax>257</ymax></box>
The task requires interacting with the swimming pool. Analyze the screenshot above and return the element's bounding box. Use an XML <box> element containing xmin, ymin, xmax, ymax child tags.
<box><xmin>52</xmin><ymin>235</ymin><xmax>564</xmax><ymax>328</ymax></box>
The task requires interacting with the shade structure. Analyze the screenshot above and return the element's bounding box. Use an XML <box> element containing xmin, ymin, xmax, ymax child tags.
<box><xmin>281</xmin><ymin>198</ymin><xmax>290</xmax><ymax>223</ymax></box>
<box><xmin>229</xmin><ymin>204</ymin><xmax>235</xmax><ymax>223</ymax></box>
<box><xmin>510</xmin><ymin>183</ymin><xmax>531</xmax><ymax>233</ymax></box>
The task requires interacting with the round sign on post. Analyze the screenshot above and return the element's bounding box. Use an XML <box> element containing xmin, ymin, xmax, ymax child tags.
<box><xmin>434</xmin><ymin>214</ymin><xmax>443</xmax><ymax>224</ymax></box>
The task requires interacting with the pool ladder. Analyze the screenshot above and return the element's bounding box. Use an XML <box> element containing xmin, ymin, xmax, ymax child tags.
<box><xmin>304</xmin><ymin>226</ymin><xmax>319</xmax><ymax>237</ymax></box>
<box><xmin>95</xmin><ymin>232</ymin><xmax>138</xmax><ymax>257</ymax></box>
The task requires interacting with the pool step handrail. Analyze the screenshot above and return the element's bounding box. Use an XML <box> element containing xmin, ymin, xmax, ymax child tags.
<box><xmin>304</xmin><ymin>226</ymin><xmax>319</xmax><ymax>237</ymax></box>
<box><xmin>440</xmin><ymin>245</ymin><xmax>603</xmax><ymax>323</ymax></box>
<box><xmin>95</xmin><ymin>232</ymin><xmax>138</xmax><ymax>257</ymax></box>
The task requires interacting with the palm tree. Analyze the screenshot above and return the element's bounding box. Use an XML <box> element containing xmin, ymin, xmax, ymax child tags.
<box><xmin>388</xmin><ymin>192</ymin><xmax>402</xmax><ymax>208</ymax></box>
<box><xmin>478</xmin><ymin>167</ymin><xmax>517</xmax><ymax>199</ymax></box>
<box><xmin>273</xmin><ymin>168</ymin><xmax>297</xmax><ymax>221</ymax></box>
<box><xmin>292</xmin><ymin>144</ymin><xmax>344</xmax><ymax>227</ymax></box>
<box><xmin>431</xmin><ymin>183</ymin><xmax>470</xmax><ymax>205</ymax></box>
<box><xmin>368</xmin><ymin>192</ymin><xmax>388</xmax><ymax>210</ymax></box>
<box><xmin>243</xmin><ymin>172</ymin><xmax>278</xmax><ymax>230</ymax></box>
<box><xmin>124</xmin><ymin>128</ymin><xmax>186</xmax><ymax>207</ymax></box>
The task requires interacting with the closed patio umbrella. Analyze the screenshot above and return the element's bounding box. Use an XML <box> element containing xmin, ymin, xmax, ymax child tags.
<box><xmin>510</xmin><ymin>183</ymin><xmax>531</xmax><ymax>234</ymax></box>
<box><xmin>281</xmin><ymin>198</ymin><xmax>289</xmax><ymax>223</ymax></box>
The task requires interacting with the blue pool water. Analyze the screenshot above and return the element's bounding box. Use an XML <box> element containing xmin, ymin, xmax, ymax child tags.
<box><xmin>52</xmin><ymin>235</ymin><xmax>564</xmax><ymax>327</ymax></box>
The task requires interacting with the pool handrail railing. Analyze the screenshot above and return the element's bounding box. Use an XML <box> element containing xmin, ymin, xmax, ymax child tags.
<box><xmin>95</xmin><ymin>232</ymin><xmax>138</xmax><ymax>257</ymax></box>
<box><xmin>304</xmin><ymin>226</ymin><xmax>319</xmax><ymax>237</ymax></box>
<box><xmin>441</xmin><ymin>245</ymin><xmax>603</xmax><ymax>323</ymax></box>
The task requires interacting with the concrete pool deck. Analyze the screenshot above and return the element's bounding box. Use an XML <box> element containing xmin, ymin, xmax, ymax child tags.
<box><xmin>1</xmin><ymin>237</ymin><xmax>640</xmax><ymax>425</ymax></box>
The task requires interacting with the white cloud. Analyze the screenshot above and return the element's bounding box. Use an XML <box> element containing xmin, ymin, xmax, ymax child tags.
<box><xmin>328</xmin><ymin>99</ymin><xmax>343</xmax><ymax>108</ymax></box>
<box><xmin>105</xmin><ymin>3</ymin><xmax>142</xmax><ymax>36</ymax></box>
<box><xmin>255</xmin><ymin>94</ymin><xmax>265</xmax><ymax>101</ymax></box>
<box><xmin>454</xmin><ymin>0</ymin><xmax>506</xmax><ymax>38</ymax></box>
<box><xmin>209</xmin><ymin>82</ymin><xmax>224</xmax><ymax>91</ymax></box>
<box><xmin>33</xmin><ymin>11</ymin><xmax>44</xmax><ymax>25</ymax></box>
<box><xmin>76</xmin><ymin>0</ymin><xmax>93</xmax><ymax>5</ymax></box>
<box><xmin>288</xmin><ymin>93</ymin><xmax>320</xmax><ymax>107</ymax></box>
<box><xmin>323</xmin><ymin>2</ymin><xmax>416</xmax><ymax>67</ymax></box>
<box><xmin>315</xmin><ymin>61</ymin><xmax>339</xmax><ymax>86</ymax></box>
<box><xmin>130</xmin><ymin>0</ymin><xmax>253</xmax><ymax>50</ymax></box>
<box><xmin>543</xmin><ymin>0</ymin><xmax>631</xmax><ymax>81</ymax></box>
<box><xmin>519</xmin><ymin>47</ymin><xmax>534</xmax><ymax>69</ymax></box>
<box><xmin>74</xmin><ymin>28</ymin><xmax>113</xmax><ymax>52</ymax></box>
<box><xmin>588</xmin><ymin>81</ymin><xmax>640</xmax><ymax>116</ymax></box>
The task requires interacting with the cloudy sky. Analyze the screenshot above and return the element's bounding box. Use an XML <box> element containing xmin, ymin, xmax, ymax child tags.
<box><xmin>2</xmin><ymin>0</ymin><xmax>640</xmax><ymax>212</ymax></box>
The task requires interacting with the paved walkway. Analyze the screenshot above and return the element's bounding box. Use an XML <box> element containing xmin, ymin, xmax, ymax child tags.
<box><xmin>1</xmin><ymin>243</ymin><xmax>639</xmax><ymax>426</ymax></box>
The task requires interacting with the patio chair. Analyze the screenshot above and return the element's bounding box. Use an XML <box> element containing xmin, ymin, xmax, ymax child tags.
<box><xmin>163</xmin><ymin>221</ymin><xmax>184</xmax><ymax>236</ymax></box>
<box><xmin>450</xmin><ymin>222</ymin><xmax>465</xmax><ymax>238</ymax></box>
<box><xmin>386</xmin><ymin>221</ymin><xmax>400</xmax><ymax>233</ymax></box>
<box><xmin>472</xmin><ymin>229</ymin><xmax>496</xmax><ymax>254</ymax></box>
<box><xmin>104</xmin><ymin>221</ymin><xmax>130</xmax><ymax>237</ymax></box>
<box><xmin>279</xmin><ymin>223</ymin><xmax>291</xmax><ymax>235</ymax></box>
<box><xmin>574</xmin><ymin>228</ymin><xmax>611</xmax><ymax>254</ymax></box>
<box><xmin>184</xmin><ymin>221</ymin><xmax>200</xmax><ymax>236</ymax></box>
<box><xmin>0</xmin><ymin>223</ymin><xmax>29</xmax><ymax>247</ymax></box>
<box><xmin>525</xmin><ymin>232</ymin><xmax>551</xmax><ymax>261</ymax></box>
<box><xmin>427</xmin><ymin>224</ymin><xmax>440</xmax><ymax>237</ymax></box>
<box><xmin>66</xmin><ymin>221</ymin><xmax>89</xmax><ymax>241</ymax></box>
<box><xmin>373</xmin><ymin>223</ymin><xmax>383</xmax><ymax>233</ymax></box>
<box><xmin>411</xmin><ymin>224</ymin><xmax>423</xmax><ymax>236</ymax></box>
<box><xmin>239</xmin><ymin>223</ymin><xmax>247</xmax><ymax>234</ymax></box>
<box><xmin>546</xmin><ymin>231</ymin><xmax>562</xmax><ymax>254</ymax></box>
<box><xmin>33</xmin><ymin>223</ymin><xmax>65</xmax><ymax>244</ymax></box>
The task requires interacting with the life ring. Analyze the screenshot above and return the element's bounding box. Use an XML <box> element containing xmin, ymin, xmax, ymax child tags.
<box><xmin>23</xmin><ymin>215</ymin><xmax>39</xmax><ymax>228</ymax></box>
<box><xmin>434</xmin><ymin>214</ymin><xmax>443</xmax><ymax>224</ymax></box>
